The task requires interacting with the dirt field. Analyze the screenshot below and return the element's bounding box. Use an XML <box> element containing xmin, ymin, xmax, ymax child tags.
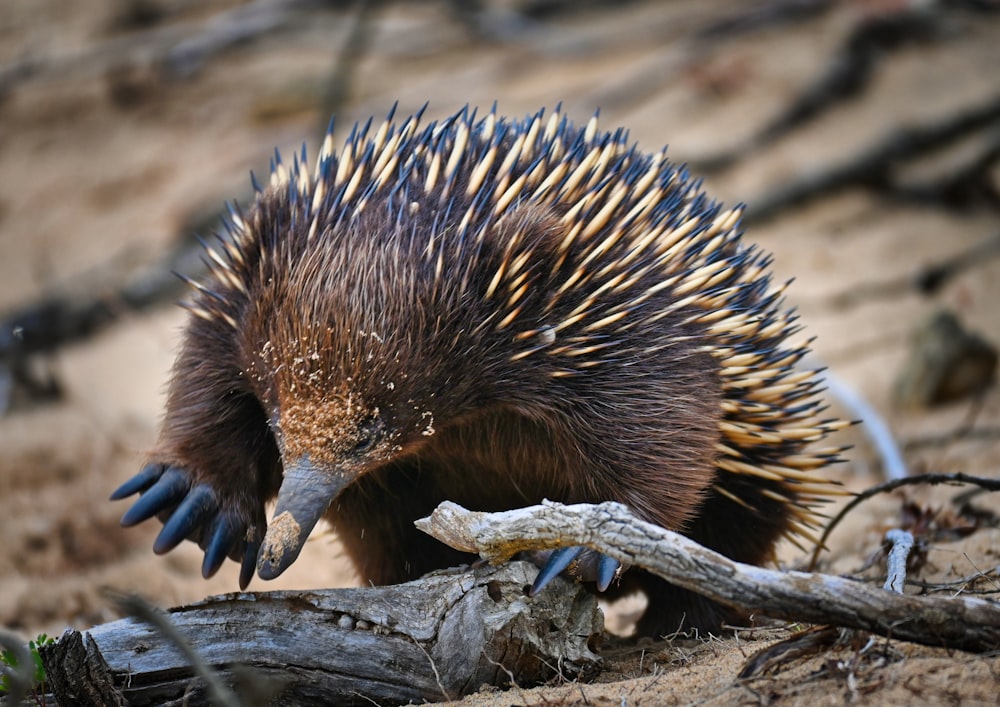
<box><xmin>2</xmin><ymin>0</ymin><xmax>1000</xmax><ymax>704</ymax></box>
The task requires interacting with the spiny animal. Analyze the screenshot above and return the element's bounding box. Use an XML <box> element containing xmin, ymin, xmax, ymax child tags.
<box><xmin>112</xmin><ymin>104</ymin><xmax>848</xmax><ymax>634</ymax></box>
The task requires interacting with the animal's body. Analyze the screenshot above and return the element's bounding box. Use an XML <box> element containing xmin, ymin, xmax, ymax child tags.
<box><xmin>113</xmin><ymin>105</ymin><xmax>846</xmax><ymax>634</ymax></box>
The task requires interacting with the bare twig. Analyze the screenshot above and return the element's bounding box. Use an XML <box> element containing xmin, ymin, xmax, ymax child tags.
<box><xmin>809</xmin><ymin>472</ymin><xmax>1000</xmax><ymax>570</ymax></box>
<box><xmin>883</xmin><ymin>529</ymin><xmax>914</xmax><ymax>594</ymax></box>
<box><xmin>905</xmin><ymin>566</ymin><xmax>1000</xmax><ymax>595</ymax></box>
<box><xmin>737</xmin><ymin>625</ymin><xmax>843</xmax><ymax>678</ymax></box>
<box><xmin>418</xmin><ymin>500</ymin><xmax>1000</xmax><ymax>652</ymax></box>
<box><xmin>411</xmin><ymin>636</ymin><xmax>452</xmax><ymax>703</ymax></box>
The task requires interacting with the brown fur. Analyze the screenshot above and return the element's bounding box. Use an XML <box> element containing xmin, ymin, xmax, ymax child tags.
<box><xmin>148</xmin><ymin>108</ymin><xmax>840</xmax><ymax>635</ymax></box>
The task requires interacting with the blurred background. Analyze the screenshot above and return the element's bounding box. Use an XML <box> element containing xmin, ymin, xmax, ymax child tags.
<box><xmin>1</xmin><ymin>0</ymin><xmax>998</xmax><ymax>650</ymax></box>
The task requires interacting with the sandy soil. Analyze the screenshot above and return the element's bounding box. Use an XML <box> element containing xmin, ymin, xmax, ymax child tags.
<box><xmin>1</xmin><ymin>0</ymin><xmax>999</xmax><ymax>704</ymax></box>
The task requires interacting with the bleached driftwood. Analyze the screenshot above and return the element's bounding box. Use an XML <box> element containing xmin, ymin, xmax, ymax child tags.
<box><xmin>417</xmin><ymin>500</ymin><xmax>1000</xmax><ymax>653</ymax></box>
<box><xmin>38</xmin><ymin>562</ymin><xmax>602</xmax><ymax>707</ymax></box>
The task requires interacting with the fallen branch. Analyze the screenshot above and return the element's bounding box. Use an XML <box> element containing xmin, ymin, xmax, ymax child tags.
<box><xmin>0</xmin><ymin>230</ymin><xmax>201</xmax><ymax>414</ymax></box>
<box><xmin>695</xmin><ymin>0</ymin><xmax>833</xmax><ymax>40</ymax></box>
<box><xmin>0</xmin><ymin>0</ymin><xmax>324</xmax><ymax>98</ymax></box>
<box><xmin>891</xmin><ymin>129</ymin><xmax>1000</xmax><ymax>211</ymax></box>
<box><xmin>821</xmin><ymin>233</ymin><xmax>1000</xmax><ymax>310</ymax></box>
<box><xmin>417</xmin><ymin>500</ymin><xmax>1000</xmax><ymax>653</ymax></box>
<box><xmin>38</xmin><ymin>563</ymin><xmax>602</xmax><ymax>707</ymax></box>
<box><xmin>695</xmin><ymin>6</ymin><xmax>945</xmax><ymax>172</ymax></box>
<box><xmin>743</xmin><ymin>91</ymin><xmax>1000</xmax><ymax>223</ymax></box>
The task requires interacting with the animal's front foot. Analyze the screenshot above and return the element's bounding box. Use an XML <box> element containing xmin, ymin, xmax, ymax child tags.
<box><xmin>529</xmin><ymin>546</ymin><xmax>622</xmax><ymax>595</ymax></box>
<box><xmin>111</xmin><ymin>463</ymin><xmax>262</xmax><ymax>589</ymax></box>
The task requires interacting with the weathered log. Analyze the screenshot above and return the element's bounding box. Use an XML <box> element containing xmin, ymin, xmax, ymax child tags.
<box><xmin>36</xmin><ymin>631</ymin><xmax>127</xmax><ymax>707</ymax></box>
<box><xmin>417</xmin><ymin>500</ymin><xmax>1000</xmax><ymax>653</ymax></box>
<box><xmin>39</xmin><ymin>562</ymin><xmax>602</xmax><ymax>706</ymax></box>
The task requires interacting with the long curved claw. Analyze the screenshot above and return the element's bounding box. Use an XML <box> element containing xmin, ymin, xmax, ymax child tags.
<box><xmin>528</xmin><ymin>547</ymin><xmax>623</xmax><ymax>595</ymax></box>
<box><xmin>119</xmin><ymin>467</ymin><xmax>191</xmax><ymax>527</ymax></box>
<box><xmin>110</xmin><ymin>463</ymin><xmax>166</xmax><ymax>500</ymax></box>
<box><xmin>570</xmin><ymin>550</ymin><xmax>622</xmax><ymax>591</ymax></box>
<box><xmin>596</xmin><ymin>554</ymin><xmax>621</xmax><ymax>592</ymax></box>
<box><xmin>202</xmin><ymin>514</ymin><xmax>242</xmax><ymax>579</ymax></box>
<box><xmin>240</xmin><ymin>539</ymin><xmax>260</xmax><ymax>591</ymax></box>
<box><xmin>529</xmin><ymin>546</ymin><xmax>585</xmax><ymax>597</ymax></box>
<box><xmin>153</xmin><ymin>484</ymin><xmax>219</xmax><ymax>555</ymax></box>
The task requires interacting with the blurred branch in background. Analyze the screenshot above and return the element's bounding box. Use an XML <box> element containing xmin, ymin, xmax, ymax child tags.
<box><xmin>1</xmin><ymin>0</ymin><xmax>319</xmax><ymax>101</ymax></box>
<box><xmin>744</xmin><ymin>91</ymin><xmax>1000</xmax><ymax>223</ymax></box>
<box><xmin>692</xmin><ymin>3</ymin><xmax>953</xmax><ymax>172</ymax></box>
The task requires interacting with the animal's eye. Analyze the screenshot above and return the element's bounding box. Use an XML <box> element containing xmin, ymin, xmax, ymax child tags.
<box><xmin>354</xmin><ymin>415</ymin><xmax>382</xmax><ymax>453</ymax></box>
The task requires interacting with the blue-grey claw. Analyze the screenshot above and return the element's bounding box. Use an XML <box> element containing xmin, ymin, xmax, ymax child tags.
<box><xmin>529</xmin><ymin>546</ymin><xmax>585</xmax><ymax>597</ymax></box>
<box><xmin>202</xmin><ymin>514</ymin><xmax>242</xmax><ymax>579</ymax></box>
<box><xmin>119</xmin><ymin>467</ymin><xmax>190</xmax><ymax>527</ymax></box>
<box><xmin>596</xmin><ymin>554</ymin><xmax>620</xmax><ymax>592</ymax></box>
<box><xmin>153</xmin><ymin>484</ymin><xmax>218</xmax><ymax>554</ymax></box>
<box><xmin>240</xmin><ymin>539</ymin><xmax>260</xmax><ymax>590</ymax></box>
<box><xmin>114</xmin><ymin>463</ymin><xmax>265</xmax><ymax>585</ymax></box>
<box><xmin>110</xmin><ymin>463</ymin><xmax>165</xmax><ymax>500</ymax></box>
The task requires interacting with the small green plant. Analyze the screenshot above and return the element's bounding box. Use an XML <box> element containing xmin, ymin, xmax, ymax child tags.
<box><xmin>0</xmin><ymin>633</ymin><xmax>55</xmax><ymax>699</ymax></box>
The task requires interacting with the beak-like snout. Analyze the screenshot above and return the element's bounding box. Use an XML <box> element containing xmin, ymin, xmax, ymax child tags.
<box><xmin>256</xmin><ymin>457</ymin><xmax>348</xmax><ymax>580</ymax></box>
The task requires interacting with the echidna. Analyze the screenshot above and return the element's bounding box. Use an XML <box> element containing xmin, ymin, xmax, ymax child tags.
<box><xmin>112</xmin><ymin>104</ymin><xmax>847</xmax><ymax>634</ymax></box>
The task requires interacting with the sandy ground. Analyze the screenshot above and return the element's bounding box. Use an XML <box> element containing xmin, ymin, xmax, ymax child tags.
<box><xmin>1</xmin><ymin>0</ymin><xmax>1000</xmax><ymax>704</ymax></box>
